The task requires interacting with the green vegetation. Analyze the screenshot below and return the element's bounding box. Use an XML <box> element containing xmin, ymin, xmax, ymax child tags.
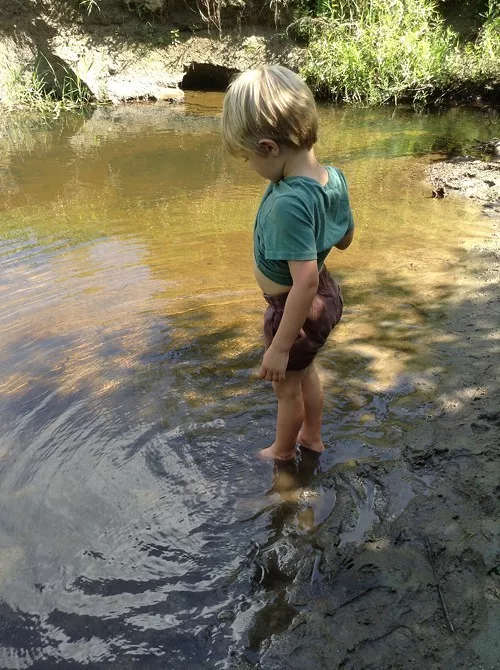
<box><xmin>79</xmin><ymin>0</ymin><xmax>100</xmax><ymax>15</ymax></box>
<box><xmin>115</xmin><ymin>0</ymin><xmax>500</xmax><ymax>105</ymax></box>
<box><xmin>2</xmin><ymin>0</ymin><xmax>499</xmax><ymax>108</ymax></box>
<box><xmin>4</xmin><ymin>53</ymin><xmax>93</xmax><ymax>114</ymax></box>
<box><xmin>452</xmin><ymin>2</ymin><xmax>500</xmax><ymax>91</ymax></box>
<box><xmin>296</xmin><ymin>0</ymin><xmax>500</xmax><ymax>104</ymax></box>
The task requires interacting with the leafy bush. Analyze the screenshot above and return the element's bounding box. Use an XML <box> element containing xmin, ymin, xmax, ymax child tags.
<box><xmin>463</xmin><ymin>2</ymin><xmax>500</xmax><ymax>83</ymax></box>
<box><xmin>296</xmin><ymin>0</ymin><xmax>500</xmax><ymax>104</ymax></box>
<box><xmin>297</xmin><ymin>0</ymin><xmax>458</xmax><ymax>104</ymax></box>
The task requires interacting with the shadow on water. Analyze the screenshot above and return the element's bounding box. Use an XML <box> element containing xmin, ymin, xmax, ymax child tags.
<box><xmin>0</xmin><ymin>103</ymin><xmax>498</xmax><ymax>668</ymax></box>
<box><xmin>256</xmin><ymin>240</ymin><xmax>500</xmax><ymax>670</ymax></box>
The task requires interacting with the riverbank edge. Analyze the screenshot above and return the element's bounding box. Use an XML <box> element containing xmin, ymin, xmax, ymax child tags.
<box><xmin>0</xmin><ymin>21</ymin><xmax>302</xmax><ymax>108</ymax></box>
<box><xmin>251</xmin><ymin>171</ymin><xmax>500</xmax><ymax>668</ymax></box>
<box><xmin>0</xmin><ymin>8</ymin><xmax>499</xmax><ymax>110</ymax></box>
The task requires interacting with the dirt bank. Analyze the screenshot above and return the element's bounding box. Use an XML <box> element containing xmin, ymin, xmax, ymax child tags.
<box><xmin>0</xmin><ymin>1</ymin><xmax>300</xmax><ymax>106</ymax></box>
<box><xmin>430</xmin><ymin>157</ymin><xmax>500</xmax><ymax>203</ymax></box>
<box><xmin>234</xmin><ymin>173</ymin><xmax>500</xmax><ymax>668</ymax></box>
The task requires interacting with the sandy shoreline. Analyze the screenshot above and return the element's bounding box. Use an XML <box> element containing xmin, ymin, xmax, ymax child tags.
<box><xmin>245</xmin><ymin>165</ymin><xmax>500</xmax><ymax>669</ymax></box>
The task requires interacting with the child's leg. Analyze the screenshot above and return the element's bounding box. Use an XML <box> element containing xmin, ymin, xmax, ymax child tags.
<box><xmin>258</xmin><ymin>369</ymin><xmax>306</xmax><ymax>461</ymax></box>
<box><xmin>297</xmin><ymin>362</ymin><xmax>325</xmax><ymax>453</ymax></box>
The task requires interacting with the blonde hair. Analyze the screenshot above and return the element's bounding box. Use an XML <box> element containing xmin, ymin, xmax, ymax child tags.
<box><xmin>221</xmin><ymin>65</ymin><xmax>318</xmax><ymax>157</ymax></box>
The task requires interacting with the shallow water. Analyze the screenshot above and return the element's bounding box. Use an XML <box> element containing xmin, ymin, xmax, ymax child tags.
<box><xmin>0</xmin><ymin>95</ymin><xmax>497</xmax><ymax>668</ymax></box>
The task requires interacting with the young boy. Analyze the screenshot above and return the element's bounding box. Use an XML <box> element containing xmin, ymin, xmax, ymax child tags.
<box><xmin>221</xmin><ymin>65</ymin><xmax>354</xmax><ymax>461</ymax></box>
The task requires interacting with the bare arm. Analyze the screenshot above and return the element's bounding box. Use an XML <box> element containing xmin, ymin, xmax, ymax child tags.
<box><xmin>259</xmin><ymin>260</ymin><xmax>318</xmax><ymax>382</ymax></box>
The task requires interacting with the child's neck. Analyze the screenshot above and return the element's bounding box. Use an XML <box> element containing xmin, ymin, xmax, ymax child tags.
<box><xmin>281</xmin><ymin>147</ymin><xmax>327</xmax><ymax>185</ymax></box>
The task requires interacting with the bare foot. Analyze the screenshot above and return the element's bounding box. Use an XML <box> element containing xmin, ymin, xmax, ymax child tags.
<box><xmin>257</xmin><ymin>444</ymin><xmax>297</xmax><ymax>461</ymax></box>
<box><xmin>297</xmin><ymin>434</ymin><xmax>325</xmax><ymax>454</ymax></box>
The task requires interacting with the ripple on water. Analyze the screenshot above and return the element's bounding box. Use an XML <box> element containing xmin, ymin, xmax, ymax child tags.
<box><xmin>0</xmin><ymin>101</ymin><xmax>495</xmax><ymax>667</ymax></box>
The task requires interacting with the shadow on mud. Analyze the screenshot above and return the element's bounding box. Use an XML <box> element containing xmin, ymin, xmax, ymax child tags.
<box><xmin>253</xmin><ymin>242</ymin><xmax>500</xmax><ymax>670</ymax></box>
<box><xmin>1</xmin><ymin>107</ymin><xmax>499</xmax><ymax>669</ymax></box>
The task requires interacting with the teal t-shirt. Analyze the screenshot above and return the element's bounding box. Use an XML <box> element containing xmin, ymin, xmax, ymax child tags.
<box><xmin>254</xmin><ymin>166</ymin><xmax>354</xmax><ymax>285</ymax></box>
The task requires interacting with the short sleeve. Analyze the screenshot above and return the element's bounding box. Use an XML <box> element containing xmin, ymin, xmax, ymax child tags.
<box><xmin>263</xmin><ymin>195</ymin><xmax>317</xmax><ymax>261</ymax></box>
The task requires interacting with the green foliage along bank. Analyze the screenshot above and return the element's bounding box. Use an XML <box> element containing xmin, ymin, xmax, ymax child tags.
<box><xmin>0</xmin><ymin>0</ymin><xmax>498</xmax><ymax>109</ymax></box>
<box><xmin>296</xmin><ymin>0</ymin><xmax>500</xmax><ymax>104</ymax></box>
<box><xmin>71</xmin><ymin>0</ymin><xmax>500</xmax><ymax>105</ymax></box>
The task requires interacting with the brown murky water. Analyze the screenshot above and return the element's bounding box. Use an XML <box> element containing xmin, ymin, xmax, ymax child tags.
<box><xmin>0</xmin><ymin>95</ymin><xmax>496</xmax><ymax>667</ymax></box>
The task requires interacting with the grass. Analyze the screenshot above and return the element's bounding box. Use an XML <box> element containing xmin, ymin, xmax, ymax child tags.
<box><xmin>295</xmin><ymin>0</ymin><xmax>500</xmax><ymax>105</ymax></box>
<box><xmin>79</xmin><ymin>0</ymin><xmax>101</xmax><ymax>15</ymax></box>
<box><xmin>4</xmin><ymin>54</ymin><xmax>95</xmax><ymax>115</ymax></box>
<box><xmin>4</xmin><ymin>1</ymin><xmax>499</xmax><ymax>109</ymax></box>
<box><xmin>452</xmin><ymin>5</ymin><xmax>500</xmax><ymax>88</ymax></box>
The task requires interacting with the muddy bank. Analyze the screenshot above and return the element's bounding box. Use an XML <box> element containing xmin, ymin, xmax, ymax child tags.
<box><xmin>0</xmin><ymin>96</ymin><xmax>498</xmax><ymax>666</ymax></box>
<box><xmin>430</xmin><ymin>157</ymin><xmax>500</xmax><ymax>203</ymax></box>
<box><xmin>232</xmin><ymin>179</ymin><xmax>500</xmax><ymax>668</ymax></box>
<box><xmin>0</xmin><ymin>1</ymin><xmax>300</xmax><ymax>106</ymax></box>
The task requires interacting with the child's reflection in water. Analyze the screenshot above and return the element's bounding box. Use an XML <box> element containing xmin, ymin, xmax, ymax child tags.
<box><xmin>268</xmin><ymin>449</ymin><xmax>323</xmax><ymax>532</ymax></box>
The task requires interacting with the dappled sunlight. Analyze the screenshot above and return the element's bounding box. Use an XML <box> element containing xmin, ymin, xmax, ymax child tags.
<box><xmin>430</xmin><ymin>247</ymin><xmax>500</xmax><ymax>417</ymax></box>
<box><xmin>0</xmin><ymin>101</ymin><xmax>498</xmax><ymax>668</ymax></box>
<box><xmin>0</xmin><ymin>237</ymin><xmax>166</xmax><ymax>403</ymax></box>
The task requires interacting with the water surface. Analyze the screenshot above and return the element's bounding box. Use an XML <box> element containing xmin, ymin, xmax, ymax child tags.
<box><xmin>0</xmin><ymin>96</ymin><xmax>496</xmax><ymax>668</ymax></box>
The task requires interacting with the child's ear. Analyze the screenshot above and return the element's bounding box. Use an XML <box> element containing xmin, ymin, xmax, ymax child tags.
<box><xmin>258</xmin><ymin>139</ymin><xmax>280</xmax><ymax>156</ymax></box>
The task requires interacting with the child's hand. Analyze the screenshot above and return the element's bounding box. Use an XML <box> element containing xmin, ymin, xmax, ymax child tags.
<box><xmin>259</xmin><ymin>345</ymin><xmax>289</xmax><ymax>382</ymax></box>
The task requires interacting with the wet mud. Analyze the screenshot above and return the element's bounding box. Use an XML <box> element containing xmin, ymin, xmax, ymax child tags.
<box><xmin>1</xmin><ymin>104</ymin><xmax>499</xmax><ymax>669</ymax></box>
<box><xmin>430</xmin><ymin>157</ymin><xmax>500</xmax><ymax>203</ymax></box>
<box><xmin>232</xmin><ymin>180</ymin><xmax>500</xmax><ymax>669</ymax></box>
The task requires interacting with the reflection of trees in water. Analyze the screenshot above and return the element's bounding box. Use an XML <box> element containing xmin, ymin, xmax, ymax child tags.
<box><xmin>0</xmin><ymin>107</ymin><xmax>225</xmax><ymax>218</ymax></box>
<box><xmin>1</xmin><ymin>104</ymin><xmax>498</xmax><ymax>667</ymax></box>
<box><xmin>1</xmin><ymin>229</ymin><xmax>497</xmax><ymax>668</ymax></box>
<box><xmin>318</xmin><ymin>104</ymin><xmax>500</xmax><ymax>162</ymax></box>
